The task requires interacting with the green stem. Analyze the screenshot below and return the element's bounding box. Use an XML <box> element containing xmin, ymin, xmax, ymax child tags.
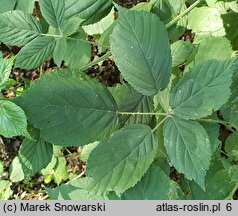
<box><xmin>152</xmin><ymin>116</ymin><xmax>169</xmax><ymax>133</ymax></box>
<box><xmin>79</xmin><ymin>51</ymin><xmax>112</xmax><ymax>71</ymax></box>
<box><xmin>119</xmin><ymin>111</ymin><xmax>168</xmax><ymax>116</ymax></box>
<box><xmin>165</xmin><ymin>0</ymin><xmax>202</xmax><ymax>29</ymax></box>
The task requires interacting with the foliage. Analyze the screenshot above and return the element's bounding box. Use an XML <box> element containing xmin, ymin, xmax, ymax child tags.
<box><xmin>0</xmin><ymin>0</ymin><xmax>238</xmax><ymax>200</ymax></box>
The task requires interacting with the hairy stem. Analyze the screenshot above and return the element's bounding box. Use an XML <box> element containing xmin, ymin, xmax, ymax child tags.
<box><xmin>165</xmin><ymin>0</ymin><xmax>202</xmax><ymax>29</ymax></box>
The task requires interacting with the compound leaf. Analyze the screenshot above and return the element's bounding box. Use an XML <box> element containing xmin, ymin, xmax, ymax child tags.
<box><xmin>0</xmin><ymin>10</ymin><xmax>42</xmax><ymax>46</ymax></box>
<box><xmin>19</xmin><ymin>129</ymin><xmax>53</xmax><ymax>177</ymax></box>
<box><xmin>163</xmin><ymin>116</ymin><xmax>211</xmax><ymax>188</ymax></box>
<box><xmin>170</xmin><ymin>58</ymin><xmax>237</xmax><ymax>120</ymax></box>
<box><xmin>15</xmin><ymin>36</ymin><xmax>56</xmax><ymax>70</ymax></box>
<box><xmin>14</xmin><ymin>69</ymin><xmax>118</xmax><ymax>146</ymax></box>
<box><xmin>65</xmin><ymin>0</ymin><xmax>113</xmax><ymax>25</ymax></box>
<box><xmin>111</xmin><ymin>8</ymin><xmax>172</xmax><ymax>96</ymax></box>
<box><xmin>86</xmin><ymin>124</ymin><xmax>158</xmax><ymax>195</ymax></box>
<box><xmin>39</xmin><ymin>0</ymin><xmax>65</xmax><ymax>29</ymax></box>
<box><xmin>0</xmin><ymin>100</ymin><xmax>29</xmax><ymax>138</ymax></box>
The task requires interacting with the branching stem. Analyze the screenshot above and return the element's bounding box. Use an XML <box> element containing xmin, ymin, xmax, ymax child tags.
<box><xmin>152</xmin><ymin>116</ymin><xmax>169</xmax><ymax>133</ymax></box>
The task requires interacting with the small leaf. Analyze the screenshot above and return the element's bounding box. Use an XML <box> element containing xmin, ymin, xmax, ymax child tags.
<box><xmin>0</xmin><ymin>0</ymin><xmax>16</xmax><ymax>14</ymax></box>
<box><xmin>19</xmin><ymin>129</ymin><xmax>53</xmax><ymax>177</ymax></box>
<box><xmin>0</xmin><ymin>100</ymin><xmax>29</xmax><ymax>138</ymax></box>
<box><xmin>225</xmin><ymin>132</ymin><xmax>238</xmax><ymax>161</ymax></box>
<box><xmin>0</xmin><ymin>53</ymin><xmax>13</xmax><ymax>90</ymax></box>
<box><xmin>53</xmin><ymin>38</ymin><xmax>67</xmax><ymax>67</ymax></box>
<box><xmin>15</xmin><ymin>36</ymin><xmax>56</xmax><ymax>70</ymax></box>
<box><xmin>64</xmin><ymin>39</ymin><xmax>91</xmax><ymax>68</ymax></box>
<box><xmin>15</xmin><ymin>0</ymin><xmax>35</xmax><ymax>14</ymax></box>
<box><xmin>111</xmin><ymin>8</ymin><xmax>172</xmax><ymax>96</ymax></box>
<box><xmin>170</xmin><ymin>58</ymin><xmax>237</xmax><ymax>120</ymax></box>
<box><xmin>171</xmin><ymin>40</ymin><xmax>194</xmax><ymax>67</ymax></box>
<box><xmin>14</xmin><ymin>69</ymin><xmax>119</xmax><ymax>146</ymax></box>
<box><xmin>54</xmin><ymin>157</ymin><xmax>68</xmax><ymax>185</ymax></box>
<box><xmin>163</xmin><ymin>116</ymin><xmax>211</xmax><ymax>188</ymax></box>
<box><xmin>87</xmin><ymin>124</ymin><xmax>159</xmax><ymax>195</ymax></box>
<box><xmin>0</xmin><ymin>10</ymin><xmax>42</xmax><ymax>46</ymax></box>
<box><xmin>39</xmin><ymin>0</ymin><xmax>65</xmax><ymax>29</ymax></box>
<box><xmin>9</xmin><ymin>157</ymin><xmax>24</xmax><ymax>183</ymax></box>
<box><xmin>0</xmin><ymin>180</ymin><xmax>13</xmax><ymax>200</ymax></box>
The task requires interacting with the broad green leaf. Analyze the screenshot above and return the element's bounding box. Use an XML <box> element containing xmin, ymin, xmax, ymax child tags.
<box><xmin>61</xmin><ymin>17</ymin><xmax>83</xmax><ymax>37</ymax></box>
<box><xmin>9</xmin><ymin>157</ymin><xmax>24</xmax><ymax>182</ymax></box>
<box><xmin>46</xmin><ymin>178</ymin><xmax>107</xmax><ymax>200</ymax></box>
<box><xmin>53</xmin><ymin>38</ymin><xmax>67</xmax><ymax>67</ymax></box>
<box><xmin>225</xmin><ymin>132</ymin><xmax>238</xmax><ymax>161</ymax></box>
<box><xmin>110</xmin><ymin>84</ymin><xmax>154</xmax><ymax>125</ymax></box>
<box><xmin>132</xmin><ymin>2</ymin><xmax>153</xmax><ymax>12</ymax></box>
<box><xmin>0</xmin><ymin>10</ymin><xmax>42</xmax><ymax>46</ymax></box>
<box><xmin>163</xmin><ymin>116</ymin><xmax>211</xmax><ymax>188</ymax></box>
<box><xmin>39</xmin><ymin>0</ymin><xmax>65</xmax><ymax>29</ymax></box>
<box><xmin>0</xmin><ymin>53</ymin><xmax>13</xmax><ymax>90</ymax></box>
<box><xmin>83</xmin><ymin>9</ymin><xmax>114</xmax><ymax>35</ymax></box>
<box><xmin>19</xmin><ymin>129</ymin><xmax>53</xmax><ymax>177</ymax></box>
<box><xmin>64</xmin><ymin>39</ymin><xmax>91</xmax><ymax>68</ymax></box>
<box><xmin>188</xmin><ymin>36</ymin><xmax>233</xmax><ymax>67</ymax></box>
<box><xmin>65</xmin><ymin>0</ymin><xmax>113</xmax><ymax>25</ymax></box>
<box><xmin>205</xmin><ymin>0</ymin><xmax>217</xmax><ymax>6</ymax></box>
<box><xmin>171</xmin><ymin>40</ymin><xmax>194</xmax><ymax>67</ymax></box>
<box><xmin>170</xmin><ymin>59</ymin><xmax>237</xmax><ymax>120</ymax></box>
<box><xmin>87</xmin><ymin>124</ymin><xmax>159</xmax><ymax>195</ymax></box>
<box><xmin>121</xmin><ymin>163</ymin><xmax>171</xmax><ymax>200</ymax></box>
<box><xmin>0</xmin><ymin>0</ymin><xmax>16</xmax><ymax>14</ymax></box>
<box><xmin>111</xmin><ymin>8</ymin><xmax>172</xmax><ymax>96</ymax></box>
<box><xmin>14</xmin><ymin>69</ymin><xmax>119</xmax><ymax>146</ymax></box>
<box><xmin>0</xmin><ymin>100</ymin><xmax>29</xmax><ymax>138</ymax></box>
<box><xmin>0</xmin><ymin>180</ymin><xmax>13</xmax><ymax>200</ymax></box>
<box><xmin>15</xmin><ymin>36</ymin><xmax>56</xmax><ymax>70</ymax></box>
<box><xmin>188</xmin><ymin>7</ymin><xmax>225</xmax><ymax>36</ymax></box>
<box><xmin>15</xmin><ymin>0</ymin><xmax>34</xmax><ymax>14</ymax></box>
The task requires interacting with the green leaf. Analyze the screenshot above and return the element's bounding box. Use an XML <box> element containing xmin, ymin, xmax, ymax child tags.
<box><xmin>87</xmin><ymin>124</ymin><xmax>158</xmax><ymax>195</ymax></box>
<box><xmin>19</xmin><ymin>129</ymin><xmax>53</xmax><ymax>177</ymax></box>
<box><xmin>0</xmin><ymin>10</ymin><xmax>42</xmax><ymax>46</ymax></box>
<box><xmin>0</xmin><ymin>161</ymin><xmax>4</xmax><ymax>177</ymax></box>
<box><xmin>14</xmin><ymin>69</ymin><xmax>119</xmax><ymax>146</ymax></box>
<box><xmin>53</xmin><ymin>38</ymin><xmax>67</xmax><ymax>67</ymax></box>
<box><xmin>15</xmin><ymin>36</ymin><xmax>56</xmax><ymax>70</ymax></box>
<box><xmin>0</xmin><ymin>100</ymin><xmax>29</xmax><ymax>138</ymax></box>
<box><xmin>170</xmin><ymin>59</ymin><xmax>237</xmax><ymax>120</ymax></box>
<box><xmin>163</xmin><ymin>116</ymin><xmax>211</xmax><ymax>188</ymax></box>
<box><xmin>171</xmin><ymin>40</ymin><xmax>194</xmax><ymax>67</ymax></box>
<box><xmin>225</xmin><ymin>132</ymin><xmax>238</xmax><ymax>161</ymax></box>
<box><xmin>64</xmin><ymin>39</ymin><xmax>91</xmax><ymax>68</ymax></box>
<box><xmin>83</xmin><ymin>9</ymin><xmax>114</xmax><ymax>35</ymax></box>
<box><xmin>65</xmin><ymin>0</ymin><xmax>113</xmax><ymax>25</ymax></box>
<box><xmin>15</xmin><ymin>0</ymin><xmax>35</xmax><ymax>14</ymax></box>
<box><xmin>9</xmin><ymin>157</ymin><xmax>24</xmax><ymax>182</ymax></box>
<box><xmin>111</xmin><ymin>8</ymin><xmax>172</xmax><ymax>96</ymax></box>
<box><xmin>46</xmin><ymin>177</ymin><xmax>107</xmax><ymax>200</ymax></box>
<box><xmin>0</xmin><ymin>180</ymin><xmax>13</xmax><ymax>200</ymax></box>
<box><xmin>61</xmin><ymin>17</ymin><xmax>82</xmax><ymax>37</ymax></box>
<box><xmin>110</xmin><ymin>84</ymin><xmax>154</xmax><ymax>125</ymax></box>
<box><xmin>54</xmin><ymin>157</ymin><xmax>68</xmax><ymax>185</ymax></box>
<box><xmin>188</xmin><ymin>36</ymin><xmax>233</xmax><ymax>67</ymax></box>
<box><xmin>0</xmin><ymin>53</ymin><xmax>13</xmax><ymax>90</ymax></box>
<box><xmin>121</xmin><ymin>163</ymin><xmax>171</xmax><ymax>200</ymax></box>
<box><xmin>188</xmin><ymin>7</ymin><xmax>225</xmax><ymax>36</ymax></box>
<box><xmin>39</xmin><ymin>0</ymin><xmax>65</xmax><ymax>29</ymax></box>
<box><xmin>81</xmin><ymin>141</ymin><xmax>99</xmax><ymax>162</ymax></box>
<box><xmin>0</xmin><ymin>0</ymin><xmax>16</xmax><ymax>14</ymax></box>
<box><xmin>132</xmin><ymin>2</ymin><xmax>153</xmax><ymax>12</ymax></box>
<box><xmin>189</xmin><ymin>169</ymin><xmax>236</xmax><ymax>199</ymax></box>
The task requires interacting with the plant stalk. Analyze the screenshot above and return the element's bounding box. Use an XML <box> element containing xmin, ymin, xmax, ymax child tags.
<box><xmin>165</xmin><ymin>0</ymin><xmax>202</xmax><ymax>29</ymax></box>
